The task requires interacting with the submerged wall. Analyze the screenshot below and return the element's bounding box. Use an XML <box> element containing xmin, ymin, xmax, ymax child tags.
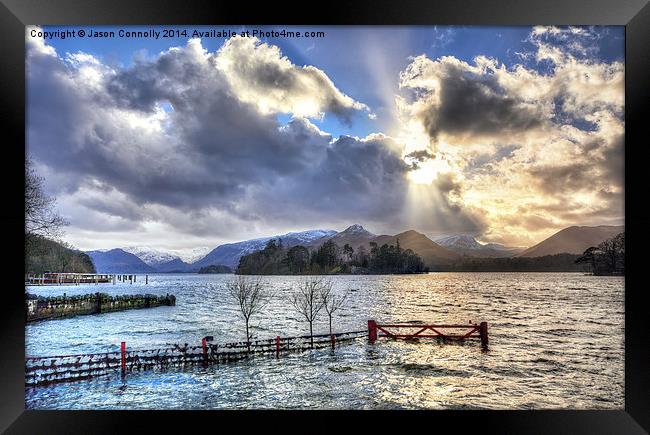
<box><xmin>25</xmin><ymin>292</ymin><xmax>176</xmax><ymax>322</ymax></box>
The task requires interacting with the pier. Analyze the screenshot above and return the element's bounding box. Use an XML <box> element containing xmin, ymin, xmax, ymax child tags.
<box><xmin>26</xmin><ymin>273</ymin><xmax>149</xmax><ymax>286</ymax></box>
<box><xmin>25</xmin><ymin>292</ymin><xmax>176</xmax><ymax>322</ymax></box>
<box><xmin>26</xmin><ymin>273</ymin><xmax>113</xmax><ymax>286</ymax></box>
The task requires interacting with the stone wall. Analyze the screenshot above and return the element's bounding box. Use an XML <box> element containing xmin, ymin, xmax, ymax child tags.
<box><xmin>25</xmin><ymin>292</ymin><xmax>176</xmax><ymax>322</ymax></box>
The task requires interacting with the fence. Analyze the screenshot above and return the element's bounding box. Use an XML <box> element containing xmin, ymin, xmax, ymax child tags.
<box><xmin>26</xmin><ymin>320</ymin><xmax>489</xmax><ymax>387</ymax></box>
<box><xmin>25</xmin><ymin>330</ymin><xmax>367</xmax><ymax>387</ymax></box>
<box><xmin>367</xmin><ymin>320</ymin><xmax>488</xmax><ymax>347</ymax></box>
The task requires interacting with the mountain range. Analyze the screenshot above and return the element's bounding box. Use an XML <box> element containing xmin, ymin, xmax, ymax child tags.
<box><xmin>84</xmin><ymin>224</ymin><xmax>624</xmax><ymax>274</ymax></box>
<box><xmin>435</xmin><ymin>235</ymin><xmax>525</xmax><ymax>258</ymax></box>
<box><xmin>86</xmin><ymin>249</ymin><xmax>158</xmax><ymax>274</ymax></box>
<box><xmin>516</xmin><ymin>225</ymin><xmax>624</xmax><ymax>257</ymax></box>
<box><xmin>193</xmin><ymin>229</ymin><xmax>337</xmax><ymax>270</ymax></box>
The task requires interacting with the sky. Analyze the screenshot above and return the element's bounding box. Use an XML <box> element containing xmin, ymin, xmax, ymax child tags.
<box><xmin>26</xmin><ymin>25</ymin><xmax>624</xmax><ymax>258</ymax></box>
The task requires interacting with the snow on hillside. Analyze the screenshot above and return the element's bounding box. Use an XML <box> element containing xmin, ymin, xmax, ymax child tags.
<box><xmin>173</xmin><ymin>247</ymin><xmax>211</xmax><ymax>263</ymax></box>
<box><xmin>435</xmin><ymin>235</ymin><xmax>484</xmax><ymax>250</ymax></box>
<box><xmin>122</xmin><ymin>246</ymin><xmax>181</xmax><ymax>266</ymax></box>
<box><xmin>192</xmin><ymin>229</ymin><xmax>337</xmax><ymax>268</ymax></box>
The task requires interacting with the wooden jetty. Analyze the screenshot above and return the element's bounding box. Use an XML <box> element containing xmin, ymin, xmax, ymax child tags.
<box><xmin>26</xmin><ymin>273</ymin><xmax>150</xmax><ymax>286</ymax></box>
<box><xmin>26</xmin><ymin>273</ymin><xmax>114</xmax><ymax>286</ymax></box>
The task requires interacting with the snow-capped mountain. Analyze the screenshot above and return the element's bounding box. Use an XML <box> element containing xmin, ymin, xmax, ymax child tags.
<box><xmin>435</xmin><ymin>235</ymin><xmax>485</xmax><ymax>250</ymax></box>
<box><xmin>86</xmin><ymin>249</ymin><xmax>157</xmax><ymax>274</ymax></box>
<box><xmin>307</xmin><ymin>224</ymin><xmax>376</xmax><ymax>250</ymax></box>
<box><xmin>435</xmin><ymin>235</ymin><xmax>525</xmax><ymax>258</ymax></box>
<box><xmin>192</xmin><ymin>229</ymin><xmax>337</xmax><ymax>269</ymax></box>
<box><xmin>122</xmin><ymin>246</ymin><xmax>181</xmax><ymax>267</ymax></box>
<box><xmin>175</xmin><ymin>247</ymin><xmax>211</xmax><ymax>263</ymax></box>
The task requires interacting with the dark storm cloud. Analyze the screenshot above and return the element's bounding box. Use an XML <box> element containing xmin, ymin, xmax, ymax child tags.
<box><xmin>247</xmin><ymin>134</ymin><xmax>411</xmax><ymax>221</ymax></box>
<box><xmin>27</xmin><ymin>38</ymin><xmax>333</xmax><ymax>219</ymax></box>
<box><xmin>400</xmin><ymin>56</ymin><xmax>543</xmax><ymax>143</ymax></box>
<box><xmin>28</xmin><ymin>35</ymin><xmax>489</xmax><ymax>238</ymax></box>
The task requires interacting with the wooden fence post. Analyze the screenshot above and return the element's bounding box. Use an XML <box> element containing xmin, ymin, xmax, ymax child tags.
<box><xmin>121</xmin><ymin>341</ymin><xmax>126</xmax><ymax>377</ymax></box>
<box><xmin>479</xmin><ymin>322</ymin><xmax>488</xmax><ymax>348</ymax></box>
<box><xmin>368</xmin><ymin>320</ymin><xmax>377</xmax><ymax>343</ymax></box>
<box><xmin>276</xmin><ymin>336</ymin><xmax>280</xmax><ymax>358</ymax></box>
<box><xmin>95</xmin><ymin>292</ymin><xmax>102</xmax><ymax>314</ymax></box>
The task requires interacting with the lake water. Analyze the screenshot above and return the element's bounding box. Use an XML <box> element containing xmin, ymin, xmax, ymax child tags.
<box><xmin>25</xmin><ymin>272</ymin><xmax>624</xmax><ymax>409</ymax></box>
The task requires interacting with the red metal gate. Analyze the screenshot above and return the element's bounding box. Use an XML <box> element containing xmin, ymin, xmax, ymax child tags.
<box><xmin>368</xmin><ymin>320</ymin><xmax>488</xmax><ymax>347</ymax></box>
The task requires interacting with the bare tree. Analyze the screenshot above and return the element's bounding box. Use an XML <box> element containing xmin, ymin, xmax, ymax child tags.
<box><xmin>25</xmin><ymin>157</ymin><xmax>68</xmax><ymax>239</ymax></box>
<box><xmin>225</xmin><ymin>276</ymin><xmax>272</xmax><ymax>351</ymax></box>
<box><xmin>290</xmin><ymin>278</ymin><xmax>326</xmax><ymax>348</ymax></box>
<box><xmin>319</xmin><ymin>281</ymin><xmax>350</xmax><ymax>336</ymax></box>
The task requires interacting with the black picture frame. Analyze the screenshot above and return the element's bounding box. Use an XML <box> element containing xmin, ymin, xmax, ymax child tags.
<box><xmin>1</xmin><ymin>0</ymin><xmax>648</xmax><ymax>433</ymax></box>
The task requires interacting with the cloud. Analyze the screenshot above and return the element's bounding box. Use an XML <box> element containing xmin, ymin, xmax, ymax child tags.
<box><xmin>399</xmin><ymin>55</ymin><xmax>546</xmax><ymax>145</ymax></box>
<box><xmin>395</xmin><ymin>27</ymin><xmax>624</xmax><ymax>245</ymax></box>
<box><xmin>26</xmin><ymin>26</ymin><xmax>624</xmax><ymax>249</ymax></box>
<box><xmin>214</xmin><ymin>36</ymin><xmax>371</xmax><ymax>122</ymax></box>
<box><xmin>28</xmin><ymin>30</ymin><xmax>478</xmax><ymax>246</ymax></box>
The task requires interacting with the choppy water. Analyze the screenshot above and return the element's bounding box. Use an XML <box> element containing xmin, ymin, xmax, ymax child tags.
<box><xmin>25</xmin><ymin>272</ymin><xmax>624</xmax><ymax>409</ymax></box>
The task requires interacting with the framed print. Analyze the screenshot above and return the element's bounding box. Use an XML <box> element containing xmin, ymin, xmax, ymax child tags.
<box><xmin>1</xmin><ymin>0</ymin><xmax>648</xmax><ymax>432</ymax></box>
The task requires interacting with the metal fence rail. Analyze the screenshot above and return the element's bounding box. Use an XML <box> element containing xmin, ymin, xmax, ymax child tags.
<box><xmin>26</xmin><ymin>319</ymin><xmax>488</xmax><ymax>387</ymax></box>
<box><xmin>26</xmin><ymin>330</ymin><xmax>367</xmax><ymax>387</ymax></box>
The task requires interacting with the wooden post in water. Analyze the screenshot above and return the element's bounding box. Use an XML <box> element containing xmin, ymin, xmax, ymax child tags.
<box><xmin>121</xmin><ymin>341</ymin><xmax>126</xmax><ymax>377</ymax></box>
<box><xmin>368</xmin><ymin>320</ymin><xmax>377</xmax><ymax>343</ymax></box>
<box><xmin>134</xmin><ymin>275</ymin><xmax>136</xmax><ymax>283</ymax></box>
<box><xmin>276</xmin><ymin>336</ymin><xmax>280</xmax><ymax>358</ymax></box>
<box><xmin>202</xmin><ymin>338</ymin><xmax>208</xmax><ymax>366</ymax></box>
<box><xmin>331</xmin><ymin>334</ymin><xmax>336</xmax><ymax>349</ymax></box>
<box><xmin>145</xmin><ymin>275</ymin><xmax>148</xmax><ymax>285</ymax></box>
<box><xmin>93</xmin><ymin>292</ymin><xmax>101</xmax><ymax>314</ymax></box>
<box><xmin>113</xmin><ymin>275</ymin><xmax>116</xmax><ymax>285</ymax></box>
<box><xmin>479</xmin><ymin>322</ymin><xmax>488</xmax><ymax>348</ymax></box>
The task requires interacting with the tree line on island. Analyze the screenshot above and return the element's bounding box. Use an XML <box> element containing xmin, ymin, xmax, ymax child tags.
<box><xmin>236</xmin><ymin>238</ymin><xmax>428</xmax><ymax>275</ymax></box>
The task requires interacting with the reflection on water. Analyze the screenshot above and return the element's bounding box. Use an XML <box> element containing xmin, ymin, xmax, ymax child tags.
<box><xmin>25</xmin><ymin>272</ymin><xmax>624</xmax><ymax>409</ymax></box>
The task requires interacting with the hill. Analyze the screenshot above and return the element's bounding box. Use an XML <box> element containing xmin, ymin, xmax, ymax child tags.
<box><xmin>237</xmin><ymin>235</ymin><xmax>428</xmax><ymax>275</ymax></box>
<box><xmin>192</xmin><ymin>229</ymin><xmax>336</xmax><ymax>269</ymax></box>
<box><xmin>517</xmin><ymin>225</ymin><xmax>624</xmax><ymax>257</ymax></box>
<box><xmin>86</xmin><ymin>248</ymin><xmax>157</xmax><ymax>274</ymax></box>
<box><xmin>373</xmin><ymin>230</ymin><xmax>460</xmax><ymax>267</ymax></box>
<box><xmin>122</xmin><ymin>246</ymin><xmax>181</xmax><ymax>267</ymax></box>
<box><xmin>26</xmin><ymin>235</ymin><xmax>96</xmax><ymax>274</ymax></box>
<box><xmin>197</xmin><ymin>265</ymin><xmax>232</xmax><ymax>274</ymax></box>
<box><xmin>155</xmin><ymin>258</ymin><xmax>193</xmax><ymax>272</ymax></box>
<box><xmin>307</xmin><ymin>224</ymin><xmax>376</xmax><ymax>251</ymax></box>
<box><xmin>435</xmin><ymin>234</ymin><xmax>524</xmax><ymax>258</ymax></box>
